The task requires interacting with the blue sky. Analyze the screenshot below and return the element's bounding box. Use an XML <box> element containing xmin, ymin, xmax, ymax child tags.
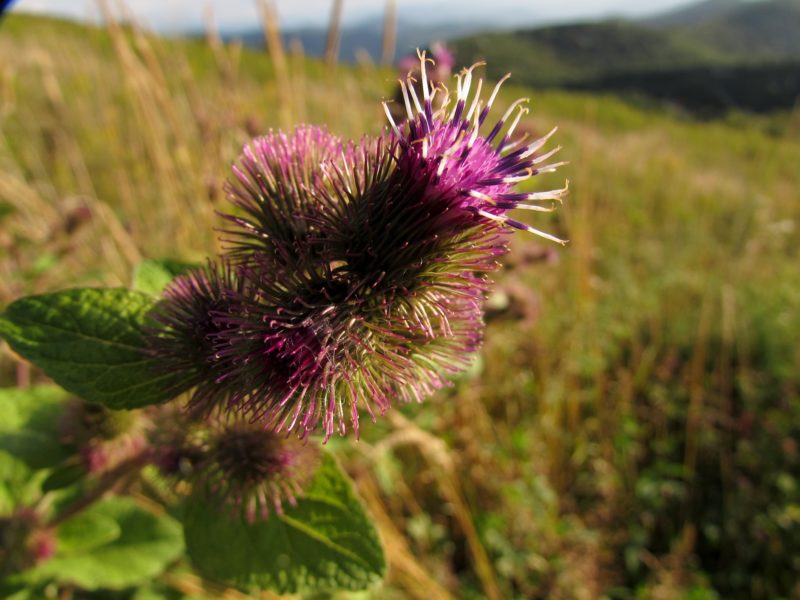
<box><xmin>10</xmin><ymin>0</ymin><xmax>701</xmax><ymax>31</ymax></box>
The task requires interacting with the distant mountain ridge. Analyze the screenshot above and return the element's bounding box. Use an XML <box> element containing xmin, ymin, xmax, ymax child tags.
<box><xmin>672</xmin><ymin>0</ymin><xmax>800</xmax><ymax>60</ymax></box>
<box><xmin>223</xmin><ymin>18</ymin><xmax>491</xmax><ymax>63</ymax></box>
<box><xmin>643</xmin><ymin>0</ymin><xmax>749</xmax><ymax>27</ymax></box>
<box><xmin>454</xmin><ymin>0</ymin><xmax>800</xmax><ymax>81</ymax></box>
<box><xmin>450</xmin><ymin>0</ymin><xmax>800</xmax><ymax>114</ymax></box>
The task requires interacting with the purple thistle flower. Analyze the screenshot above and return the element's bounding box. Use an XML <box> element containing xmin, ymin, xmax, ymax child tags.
<box><xmin>146</xmin><ymin>261</ymin><xmax>247</xmax><ymax>410</ymax></box>
<box><xmin>147</xmin><ymin>55</ymin><xmax>566</xmax><ymax>442</ymax></box>
<box><xmin>215</xmin><ymin>121</ymin><xmax>515</xmax><ymax>439</ymax></box>
<box><xmin>222</xmin><ymin>125</ymin><xmax>343</xmax><ymax>260</ymax></box>
<box><xmin>383</xmin><ymin>52</ymin><xmax>569</xmax><ymax>244</ymax></box>
<box><xmin>207</xmin><ymin>251</ymin><xmax>485</xmax><ymax>441</ymax></box>
<box><xmin>187</xmin><ymin>418</ymin><xmax>320</xmax><ymax>522</ymax></box>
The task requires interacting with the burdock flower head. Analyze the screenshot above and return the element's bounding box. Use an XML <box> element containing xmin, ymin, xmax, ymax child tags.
<box><xmin>383</xmin><ymin>52</ymin><xmax>569</xmax><ymax>243</ymax></box>
<box><xmin>222</xmin><ymin>125</ymin><xmax>343</xmax><ymax>261</ymax></box>
<box><xmin>147</xmin><ymin>53</ymin><xmax>566</xmax><ymax>442</ymax></box>
<box><xmin>170</xmin><ymin>417</ymin><xmax>320</xmax><ymax>522</ymax></box>
<box><xmin>146</xmin><ymin>260</ymin><xmax>249</xmax><ymax>412</ymax></box>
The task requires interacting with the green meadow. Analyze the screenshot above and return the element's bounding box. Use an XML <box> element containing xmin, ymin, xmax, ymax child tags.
<box><xmin>1</xmin><ymin>13</ymin><xmax>799</xmax><ymax>599</ymax></box>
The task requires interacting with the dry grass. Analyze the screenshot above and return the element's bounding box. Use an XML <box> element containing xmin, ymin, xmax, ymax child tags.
<box><xmin>2</xmin><ymin>9</ymin><xmax>800</xmax><ymax>599</ymax></box>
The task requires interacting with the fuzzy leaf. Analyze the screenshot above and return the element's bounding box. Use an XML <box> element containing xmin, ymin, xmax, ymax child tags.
<box><xmin>56</xmin><ymin>510</ymin><xmax>121</xmax><ymax>554</ymax></box>
<box><xmin>0</xmin><ymin>385</ymin><xmax>71</xmax><ymax>470</ymax></box>
<box><xmin>184</xmin><ymin>452</ymin><xmax>385</xmax><ymax>594</ymax></box>
<box><xmin>0</xmin><ymin>450</ymin><xmax>45</xmax><ymax>515</ymax></box>
<box><xmin>0</xmin><ymin>289</ymin><xmax>190</xmax><ymax>409</ymax></box>
<box><xmin>133</xmin><ymin>258</ymin><xmax>198</xmax><ymax>297</ymax></box>
<box><xmin>33</xmin><ymin>497</ymin><xmax>184</xmax><ymax>590</ymax></box>
<box><xmin>41</xmin><ymin>460</ymin><xmax>86</xmax><ymax>493</ymax></box>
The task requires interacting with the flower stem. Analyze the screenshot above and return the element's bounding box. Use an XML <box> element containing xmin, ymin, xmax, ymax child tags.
<box><xmin>48</xmin><ymin>451</ymin><xmax>152</xmax><ymax>527</ymax></box>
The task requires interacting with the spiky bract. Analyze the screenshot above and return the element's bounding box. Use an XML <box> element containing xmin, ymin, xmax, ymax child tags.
<box><xmin>146</xmin><ymin>261</ymin><xmax>245</xmax><ymax>410</ymax></box>
<box><xmin>189</xmin><ymin>419</ymin><xmax>319</xmax><ymax>522</ymax></box>
<box><xmin>222</xmin><ymin>125</ymin><xmax>342</xmax><ymax>261</ymax></box>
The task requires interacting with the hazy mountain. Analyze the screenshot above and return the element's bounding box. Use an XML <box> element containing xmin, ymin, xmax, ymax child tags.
<box><xmin>674</xmin><ymin>0</ymin><xmax>800</xmax><ymax>59</ymax></box>
<box><xmin>644</xmin><ymin>0</ymin><xmax>747</xmax><ymax>27</ymax></box>
<box><xmin>453</xmin><ymin>20</ymin><xmax>728</xmax><ymax>86</ymax></box>
<box><xmin>450</xmin><ymin>0</ymin><xmax>800</xmax><ymax>114</ymax></box>
<box><xmin>224</xmin><ymin>17</ymin><xmax>495</xmax><ymax>63</ymax></box>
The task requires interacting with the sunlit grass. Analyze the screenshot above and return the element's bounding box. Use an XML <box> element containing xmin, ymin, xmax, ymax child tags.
<box><xmin>1</xmin><ymin>12</ymin><xmax>799</xmax><ymax>599</ymax></box>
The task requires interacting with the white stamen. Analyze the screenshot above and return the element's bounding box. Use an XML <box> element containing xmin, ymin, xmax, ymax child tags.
<box><xmin>459</xmin><ymin>62</ymin><xmax>483</xmax><ymax>105</ymax></box>
<box><xmin>465</xmin><ymin>78</ymin><xmax>483</xmax><ymax>122</ymax></box>
<box><xmin>449</xmin><ymin>75</ymin><xmax>464</xmax><ymax>120</ymax></box>
<box><xmin>486</xmin><ymin>73</ymin><xmax>511</xmax><ymax>112</ymax></box>
<box><xmin>437</xmin><ymin>154</ymin><xmax>450</xmax><ymax>177</ymax></box>
<box><xmin>519</xmin><ymin>224</ymin><xmax>568</xmax><ymax>245</ymax></box>
<box><xmin>511</xmin><ymin>204</ymin><xmax>556</xmax><ymax>212</ymax></box>
<box><xmin>418</xmin><ymin>49</ymin><xmax>430</xmax><ymax>101</ymax></box>
<box><xmin>467</xmin><ymin>102</ymin><xmax>481</xmax><ymax>147</ymax></box>
<box><xmin>382</xmin><ymin>102</ymin><xmax>401</xmax><ymax>137</ymax></box>
<box><xmin>436</xmin><ymin>85</ymin><xmax>451</xmax><ymax>118</ymax></box>
<box><xmin>501</xmin><ymin>170</ymin><xmax>533</xmax><ymax>184</ymax></box>
<box><xmin>532</xmin><ymin>145</ymin><xmax>561</xmax><ymax>164</ymax></box>
<box><xmin>461</xmin><ymin>69</ymin><xmax>473</xmax><ymax>101</ymax></box>
<box><xmin>468</xmin><ymin>190</ymin><xmax>497</xmax><ymax>205</ymax></box>
<box><xmin>340</xmin><ymin>150</ymin><xmax>353</xmax><ymax>194</ymax></box>
<box><xmin>408</xmin><ymin>80</ymin><xmax>425</xmax><ymax>119</ymax></box>
<box><xmin>521</xmin><ymin>126</ymin><xmax>558</xmax><ymax>158</ymax></box>
<box><xmin>499</xmin><ymin>98</ymin><xmax>528</xmax><ymax>129</ymax></box>
<box><xmin>535</xmin><ymin>161</ymin><xmax>569</xmax><ymax>173</ymax></box>
<box><xmin>505</xmin><ymin>106</ymin><xmax>528</xmax><ymax>139</ymax></box>
<box><xmin>399</xmin><ymin>80</ymin><xmax>414</xmax><ymax>121</ymax></box>
<box><xmin>476</xmin><ymin>208</ymin><xmax>506</xmax><ymax>223</ymax></box>
<box><xmin>500</xmin><ymin>133</ymin><xmax>530</xmax><ymax>153</ymax></box>
<box><xmin>477</xmin><ymin>209</ymin><xmax>567</xmax><ymax>245</ymax></box>
<box><xmin>517</xmin><ymin>181</ymin><xmax>570</xmax><ymax>203</ymax></box>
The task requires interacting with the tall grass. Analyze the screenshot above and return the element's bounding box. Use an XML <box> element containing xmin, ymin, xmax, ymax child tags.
<box><xmin>1</xmin><ymin>10</ymin><xmax>799</xmax><ymax>599</ymax></box>
<box><xmin>0</xmin><ymin>12</ymin><xmax>385</xmax><ymax>301</ymax></box>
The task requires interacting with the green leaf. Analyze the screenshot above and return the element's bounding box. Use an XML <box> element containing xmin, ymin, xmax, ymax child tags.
<box><xmin>131</xmin><ymin>582</ymin><xmax>209</xmax><ymax>600</ymax></box>
<box><xmin>0</xmin><ymin>386</ymin><xmax>71</xmax><ymax>470</ymax></box>
<box><xmin>34</xmin><ymin>497</ymin><xmax>184</xmax><ymax>590</ymax></box>
<box><xmin>0</xmin><ymin>577</ymin><xmax>43</xmax><ymax>600</ymax></box>
<box><xmin>41</xmin><ymin>460</ymin><xmax>86</xmax><ymax>493</ymax></box>
<box><xmin>56</xmin><ymin>509</ymin><xmax>121</xmax><ymax>554</ymax></box>
<box><xmin>133</xmin><ymin>259</ymin><xmax>198</xmax><ymax>297</ymax></box>
<box><xmin>184</xmin><ymin>453</ymin><xmax>385</xmax><ymax>594</ymax></box>
<box><xmin>0</xmin><ymin>288</ymin><xmax>191</xmax><ymax>409</ymax></box>
<box><xmin>0</xmin><ymin>450</ymin><xmax>46</xmax><ymax>514</ymax></box>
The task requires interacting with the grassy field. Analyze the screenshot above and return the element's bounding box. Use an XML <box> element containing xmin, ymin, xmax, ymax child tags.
<box><xmin>1</xmin><ymin>13</ymin><xmax>800</xmax><ymax>599</ymax></box>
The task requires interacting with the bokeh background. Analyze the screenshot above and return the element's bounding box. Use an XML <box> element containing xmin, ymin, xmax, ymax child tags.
<box><xmin>1</xmin><ymin>0</ymin><xmax>799</xmax><ymax>598</ymax></box>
